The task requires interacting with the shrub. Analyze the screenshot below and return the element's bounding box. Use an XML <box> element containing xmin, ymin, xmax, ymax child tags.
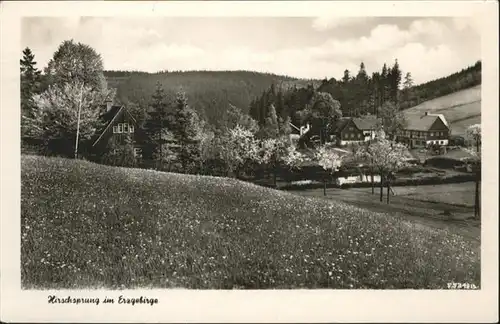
<box><xmin>424</xmin><ymin>157</ymin><xmax>466</xmax><ymax>169</ymax></box>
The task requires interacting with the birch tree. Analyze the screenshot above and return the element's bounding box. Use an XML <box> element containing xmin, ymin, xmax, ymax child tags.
<box><xmin>37</xmin><ymin>40</ymin><xmax>114</xmax><ymax>158</ymax></box>
<box><xmin>31</xmin><ymin>82</ymin><xmax>111</xmax><ymax>157</ymax></box>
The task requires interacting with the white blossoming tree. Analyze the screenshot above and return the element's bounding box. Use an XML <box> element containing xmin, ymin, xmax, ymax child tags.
<box><xmin>354</xmin><ymin>141</ymin><xmax>377</xmax><ymax>194</ymax></box>
<box><xmin>258</xmin><ymin>137</ymin><xmax>294</xmax><ymax>187</ymax></box>
<box><xmin>466</xmin><ymin>124</ymin><xmax>481</xmax><ymax>219</ymax></box>
<box><xmin>41</xmin><ymin>40</ymin><xmax>115</xmax><ymax>158</ymax></box>
<box><xmin>222</xmin><ymin>124</ymin><xmax>261</xmax><ymax>178</ymax></box>
<box><xmin>315</xmin><ymin>146</ymin><xmax>344</xmax><ymax>196</ymax></box>
<box><xmin>366</xmin><ymin>138</ymin><xmax>408</xmax><ymax>203</ymax></box>
<box><xmin>30</xmin><ymin>82</ymin><xmax>113</xmax><ymax>157</ymax></box>
<box><xmin>280</xmin><ymin>144</ymin><xmax>307</xmax><ymax>185</ymax></box>
<box><xmin>282</xmin><ymin>144</ymin><xmax>306</xmax><ymax>170</ymax></box>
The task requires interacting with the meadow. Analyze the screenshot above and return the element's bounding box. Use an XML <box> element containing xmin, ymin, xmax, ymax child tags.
<box><xmin>355</xmin><ymin>182</ymin><xmax>476</xmax><ymax>207</ymax></box>
<box><xmin>21</xmin><ymin>155</ymin><xmax>480</xmax><ymax>289</ymax></box>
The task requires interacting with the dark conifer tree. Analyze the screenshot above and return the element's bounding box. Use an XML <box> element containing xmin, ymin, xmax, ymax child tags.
<box><xmin>142</xmin><ymin>82</ymin><xmax>172</xmax><ymax>164</ymax></box>
<box><xmin>390</xmin><ymin>59</ymin><xmax>402</xmax><ymax>105</ymax></box>
<box><xmin>170</xmin><ymin>91</ymin><xmax>203</xmax><ymax>173</ymax></box>
<box><xmin>20</xmin><ymin>47</ymin><xmax>42</xmax><ymax>121</ymax></box>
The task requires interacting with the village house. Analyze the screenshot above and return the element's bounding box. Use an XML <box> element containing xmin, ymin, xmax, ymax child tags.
<box><xmin>331</xmin><ymin>115</ymin><xmax>380</xmax><ymax>147</ymax></box>
<box><xmin>398</xmin><ymin>112</ymin><xmax>450</xmax><ymax>148</ymax></box>
<box><xmin>288</xmin><ymin>122</ymin><xmax>311</xmax><ymax>147</ymax></box>
<box><xmin>91</xmin><ymin>101</ymin><xmax>144</xmax><ymax>159</ymax></box>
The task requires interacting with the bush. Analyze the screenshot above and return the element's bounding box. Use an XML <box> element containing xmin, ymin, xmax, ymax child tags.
<box><xmin>281</xmin><ymin>173</ymin><xmax>476</xmax><ymax>190</ymax></box>
<box><xmin>397</xmin><ymin>165</ymin><xmax>428</xmax><ymax>175</ymax></box>
<box><xmin>425</xmin><ymin>157</ymin><xmax>466</xmax><ymax>169</ymax></box>
<box><xmin>449</xmin><ymin>136</ymin><xmax>466</xmax><ymax>147</ymax></box>
<box><xmin>21</xmin><ymin>138</ymin><xmax>46</xmax><ymax>155</ymax></box>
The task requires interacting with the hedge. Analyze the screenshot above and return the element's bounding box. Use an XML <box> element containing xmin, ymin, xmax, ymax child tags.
<box><xmin>278</xmin><ymin>173</ymin><xmax>476</xmax><ymax>191</ymax></box>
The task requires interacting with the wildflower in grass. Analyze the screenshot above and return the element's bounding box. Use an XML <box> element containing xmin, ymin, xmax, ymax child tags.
<box><xmin>21</xmin><ymin>155</ymin><xmax>480</xmax><ymax>290</ymax></box>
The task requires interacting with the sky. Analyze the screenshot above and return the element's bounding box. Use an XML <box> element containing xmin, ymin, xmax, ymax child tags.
<box><xmin>21</xmin><ymin>16</ymin><xmax>481</xmax><ymax>85</ymax></box>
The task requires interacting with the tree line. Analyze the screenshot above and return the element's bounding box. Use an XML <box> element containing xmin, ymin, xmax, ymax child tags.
<box><xmin>248</xmin><ymin>59</ymin><xmax>481</xmax><ymax>132</ymax></box>
<box><xmin>19</xmin><ymin>41</ymin><xmax>308</xmax><ymax>181</ymax></box>
<box><xmin>104</xmin><ymin>69</ymin><xmax>316</xmax><ymax>129</ymax></box>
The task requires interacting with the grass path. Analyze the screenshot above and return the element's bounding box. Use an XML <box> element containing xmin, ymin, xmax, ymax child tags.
<box><xmin>292</xmin><ymin>187</ymin><xmax>480</xmax><ymax>242</ymax></box>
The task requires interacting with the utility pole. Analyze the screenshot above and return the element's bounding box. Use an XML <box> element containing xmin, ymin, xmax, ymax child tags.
<box><xmin>474</xmin><ymin>136</ymin><xmax>481</xmax><ymax>219</ymax></box>
<box><xmin>74</xmin><ymin>81</ymin><xmax>85</xmax><ymax>159</ymax></box>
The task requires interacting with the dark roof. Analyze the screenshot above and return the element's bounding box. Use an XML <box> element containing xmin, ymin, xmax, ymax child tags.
<box><xmin>92</xmin><ymin>105</ymin><xmax>138</xmax><ymax>147</ymax></box>
<box><xmin>99</xmin><ymin>105</ymin><xmax>123</xmax><ymax>123</ymax></box>
<box><xmin>332</xmin><ymin>116</ymin><xmax>379</xmax><ymax>132</ymax></box>
<box><xmin>405</xmin><ymin>113</ymin><xmax>448</xmax><ymax>131</ymax></box>
<box><xmin>352</xmin><ymin>116</ymin><xmax>379</xmax><ymax>130</ymax></box>
<box><xmin>332</xmin><ymin>118</ymin><xmax>350</xmax><ymax>133</ymax></box>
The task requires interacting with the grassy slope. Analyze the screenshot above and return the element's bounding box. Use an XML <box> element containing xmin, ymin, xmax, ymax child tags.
<box><xmin>294</xmin><ymin>185</ymin><xmax>479</xmax><ymax>242</ymax></box>
<box><xmin>403</xmin><ymin>85</ymin><xmax>481</xmax><ymax>136</ymax></box>
<box><xmin>21</xmin><ymin>155</ymin><xmax>480</xmax><ymax>289</ymax></box>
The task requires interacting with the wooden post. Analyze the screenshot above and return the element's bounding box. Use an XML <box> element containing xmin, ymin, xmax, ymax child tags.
<box><xmin>386</xmin><ymin>180</ymin><xmax>390</xmax><ymax>204</ymax></box>
<box><xmin>74</xmin><ymin>82</ymin><xmax>85</xmax><ymax>159</ymax></box>
<box><xmin>474</xmin><ymin>138</ymin><xmax>480</xmax><ymax>219</ymax></box>
<box><xmin>323</xmin><ymin>175</ymin><xmax>327</xmax><ymax>196</ymax></box>
<box><xmin>379</xmin><ymin>175</ymin><xmax>384</xmax><ymax>202</ymax></box>
<box><xmin>371</xmin><ymin>168</ymin><xmax>374</xmax><ymax>194</ymax></box>
<box><xmin>474</xmin><ymin>175</ymin><xmax>480</xmax><ymax>219</ymax></box>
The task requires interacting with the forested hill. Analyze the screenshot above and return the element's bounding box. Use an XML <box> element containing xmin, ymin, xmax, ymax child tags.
<box><xmin>314</xmin><ymin>60</ymin><xmax>482</xmax><ymax>118</ymax></box>
<box><xmin>104</xmin><ymin>61</ymin><xmax>481</xmax><ymax>129</ymax></box>
<box><xmin>399</xmin><ymin>60</ymin><xmax>481</xmax><ymax>110</ymax></box>
<box><xmin>104</xmin><ymin>70</ymin><xmax>320</xmax><ymax>126</ymax></box>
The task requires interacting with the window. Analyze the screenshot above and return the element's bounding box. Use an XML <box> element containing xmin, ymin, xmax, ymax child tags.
<box><xmin>133</xmin><ymin>148</ymin><xmax>142</xmax><ymax>157</ymax></box>
<box><xmin>113</xmin><ymin>123</ymin><xmax>134</xmax><ymax>134</ymax></box>
<box><xmin>430</xmin><ymin>132</ymin><xmax>434</xmax><ymax>137</ymax></box>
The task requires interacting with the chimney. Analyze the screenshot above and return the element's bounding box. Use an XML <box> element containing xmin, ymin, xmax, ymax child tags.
<box><xmin>424</xmin><ymin>112</ymin><xmax>428</xmax><ymax>116</ymax></box>
<box><xmin>106</xmin><ymin>100</ymin><xmax>113</xmax><ymax>112</ymax></box>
